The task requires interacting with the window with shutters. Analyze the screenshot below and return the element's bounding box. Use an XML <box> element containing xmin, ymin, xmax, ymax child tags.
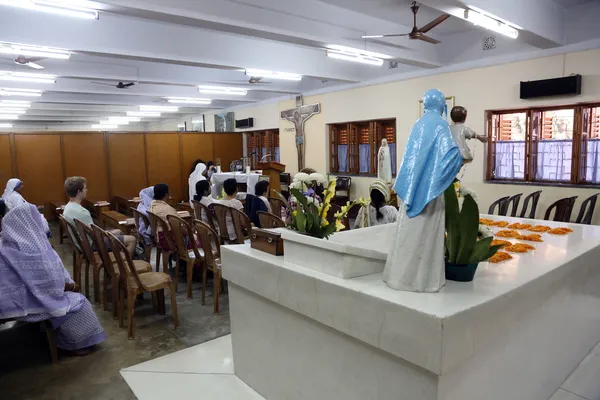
<box><xmin>245</xmin><ymin>129</ymin><xmax>280</xmax><ymax>169</ymax></box>
<box><xmin>328</xmin><ymin>118</ymin><xmax>396</xmax><ymax>176</ymax></box>
<box><xmin>487</xmin><ymin>103</ymin><xmax>600</xmax><ymax>186</ymax></box>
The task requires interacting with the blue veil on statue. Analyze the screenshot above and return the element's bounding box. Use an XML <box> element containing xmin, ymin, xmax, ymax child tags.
<box><xmin>384</xmin><ymin>89</ymin><xmax>462</xmax><ymax>293</ymax></box>
<box><xmin>394</xmin><ymin>89</ymin><xmax>462</xmax><ymax>218</ymax></box>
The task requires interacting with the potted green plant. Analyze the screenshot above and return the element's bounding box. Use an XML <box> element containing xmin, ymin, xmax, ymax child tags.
<box><xmin>444</xmin><ymin>182</ymin><xmax>502</xmax><ymax>282</ymax></box>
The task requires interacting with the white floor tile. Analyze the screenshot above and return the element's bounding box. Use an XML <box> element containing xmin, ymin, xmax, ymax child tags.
<box><xmin>122</xmin><ymin>335</ymin><xmax>234</xmax><ymax>374</ymax></box>
<box><xmin>562</xmin><ymin>341</ymin><xmax>600</xmax><ymax>400</ymax></box>
<box><xmin>120</xmin><ymin>371</ymin><xmax>265</xmax><ymax>400</ymax></box>
<box><xmin>550</xmin><ymin>389</ymin><xmax>588</xmax><ymax>400</ymax></box>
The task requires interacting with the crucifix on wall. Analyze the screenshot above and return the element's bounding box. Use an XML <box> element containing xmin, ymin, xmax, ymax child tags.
<box><xmin>280</xmin><ymin>95</ymin><xmax>321</xmax><ymax>171</ymax></box>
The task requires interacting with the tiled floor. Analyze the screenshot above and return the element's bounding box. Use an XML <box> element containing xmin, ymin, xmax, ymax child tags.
<box><xmin>123</xmin><ymin>336</ymin><xmax>600</xmax><ymax>400</ymax></box>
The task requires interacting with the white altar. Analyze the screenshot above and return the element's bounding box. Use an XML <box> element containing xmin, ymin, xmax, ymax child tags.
<box><xmin>210</xmin><ymin>172</ymin><xmax>262</xmax><ymax>199</ymax></box>
<box><xmin>220</xmin><ymin>215</ymin><xmax>600</xmax><ymax>400</ymax></box>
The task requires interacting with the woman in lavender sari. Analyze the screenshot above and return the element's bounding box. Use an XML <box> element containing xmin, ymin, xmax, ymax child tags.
<box><xmin>136</xmin><ymin>186</ymin><xmax>154</xmax><ymax>246</ymax></box>
<box><xmin>0</xmin><ymin>204</ymin><xmax>106</xmax><ymax>354</ymax></box>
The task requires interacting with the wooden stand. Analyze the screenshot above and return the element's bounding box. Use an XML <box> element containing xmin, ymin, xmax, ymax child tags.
<box><xmin>256</xmin><ymin>161</ymin><xmax>286</xmax><ymax>194</ymax></box>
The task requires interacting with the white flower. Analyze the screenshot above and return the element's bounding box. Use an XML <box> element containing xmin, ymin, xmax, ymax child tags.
<box><xmin>306</xmin><ymin>196</ymin><xmax>316</xmax><ymax>204</ymax></box>
<box><xmin>308</xmin><ymin>173</ymin><xmax>327</xmax><ymax>185</ymax></box>
<box><xmin>293</xmin><ymin>172</ymin><xmax>310</xmax><ymax>183</ymax></box>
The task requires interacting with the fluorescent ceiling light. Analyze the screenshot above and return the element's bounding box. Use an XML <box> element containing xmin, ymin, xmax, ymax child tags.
<box><xmin>244</xmin><ymin>69</ymin><xmax>302</xmax><ymax>81</ymax></box>
<box><xmin>0</xmin><ymin>42</ymin><xmax>71</xmax><ymax>59</ymax></box>
<box><xmin>127</xmin><ymin>111</ymin><xmax>161</xmax><ymax>117</ymax></box>
<box><xmin>108</xmin><ymin>116</ymin><xmax>141</xmax><ymax>122</ymax></box>
<box><xmin>326</xmin><ymin>45</ymin><xmax>392</xmax><ymax>60</ymax></box>
<box><xmin>0</xmin><ymin>0</ymin><xmax>99</xmax><ymax>20</ymax></box>
<box><xmin>0</xmin><ymin>71</ymin><xmax>55</xmax><ymax>84</ymax></box>
<box><xmin>91</xmin><ymin>124</ymin><xmax>117</xmax><ymax>129</ymax></box>
<box><xmin>166</xmin><ymin>97</ymin><xmax>212</xmax><ymax>105</ymax></box>
<box><xmin>197</xmin><ymin>85</ymin><xmax>247</xmax><ymax>96</ymax></box>
<box><xmin>0</xmin><ymin>109</ymin><xmax>26</xmax><ymax>114</ymax></box>
<box><xmin>0</xmin><ymin>100</ymin><xmax>31</xmax><ymax>107</ymax></box>
<box><xmin>326</xmin><ymin>50</ymin><xmax>384</xmax><ymax>66</ymax></box>
<box><xmin>464</xmin><ymin>9</ymin><xmax>519</xmax><ymax>39</ymax></box>
<box><xmin>0</xmin><ymin>123</ymin><xmax>13</xmax><ymax>128</ymax></box>
<box><xmin>139</xmin><ymin>105</ymin><xmax>178</xmax><ymax>112</ymax></box>
<box><xmin>0</xmin><ymin>115</ymin><xmax>19</xmax><ymax>120</ymax></box>
<box><xmin>99</xmin><ymin>120</ymin><xmax>128</xmax><ymax>125</ymax></box>
<box><xmin>0</xmin><ymin>88</ymin><xmax>42</xmax><ymax>97</ymax></box>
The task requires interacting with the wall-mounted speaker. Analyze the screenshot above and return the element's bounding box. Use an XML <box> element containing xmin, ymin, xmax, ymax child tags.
<box><xmin>235</xmin><ymin>117</ymin><xmax>254</xmax><ymax>129</ymax></box>
<box><xmin>520</xmin><ymin>75</ymin><xmax>582</xmax><ymax>100</ymax></box>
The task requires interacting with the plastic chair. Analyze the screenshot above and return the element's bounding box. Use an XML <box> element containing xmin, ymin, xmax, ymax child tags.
<box><xmin>268</xmin><ymin>197</ymin><xmax>286</xmax><ymax>219</ymax></box>
<box><xmin>503</xmin><ymin>193</ymin><xmax>523</xmax><ymax>217</ymax></box>
<box><xmin>519</xmin><ymin>190</ymin><xmax>542</xmax><ymax>219</ymax></box>
<box><xmin>131</xmin><ymin>208</ymin><xmax>154</xmax><ymax>262</ymax></box>
<box><xmin>574</xmin><ymin>193</ymin><xmax>599</xmax><ymax>225</ymax></box>
<box><xmin>544</xmin><ymin>196</ymin><xmax>578</xmax><ymax>222</ymax></box>
<box><xmin>167</xmin><ymin>214</ymin><xmax>203</xmax><ymax>299</ymax></box>
<box><xmin>147</xmin><ymin>211</ymin><xmax>177</xmax><ymax>273</ymax></box>
<box><xmin>194</xmin><ymin>220</ymin><xmax>223</xmax><ymax>314</ymax></box>
<box><xmin>257</xmin><ymin>211</ymin><xmax>286</xmax><ymax>228</ymax></box>
<box><xmin>191</xmin><ymin>200</ymin><xmax>217</xmax><ymax>232</ymax></box>
<box><xmin>108</xmin><ymin>232</ymin><xmax>178</xmax><ymax>340</ymax></box>
<box><xmin>488</xmin><ymin>196</ymin><xmax>510</xmax><ymax>215</ymax></box>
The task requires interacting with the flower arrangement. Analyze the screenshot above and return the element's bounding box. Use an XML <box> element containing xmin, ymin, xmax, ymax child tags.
<box><xmin>277</xmin><ymin>178</ymin><xmax>356</xmax><ymax>239</ymax></box>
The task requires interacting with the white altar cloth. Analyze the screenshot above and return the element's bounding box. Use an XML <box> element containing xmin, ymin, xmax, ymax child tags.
<box><xmin>222</xmin><ymin>215</ymin><xmax>600</xmax><ymax>400</ymax></box>
<box><xmin>210</xmin><ymin>172</ymin><xmax>261</xmax><ymax>198</ymax></box>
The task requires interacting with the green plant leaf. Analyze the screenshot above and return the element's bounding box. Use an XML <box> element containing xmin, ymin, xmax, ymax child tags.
<box><xmin>468</xmin><ymin>236</ymin><xmax>495</xmax><ymax>264</ymax></box>
<box><xmin>274</xmin><ymin>190</ymin><xmax>292</xmax><ymax>212</ymax></box>
<box><xmin>296</xmin><ymin>209</ymin><xmax>307</xmax><ymax>232</ymax></box>
<box><xmin>456</xmin><ymin>194</ymin><xmax>480</xmax><ymax>265</ymax></box>
<box><xmin>290</xmin><ymin>188</ymin><xmax>308</xmax><ymax>210</ymax></box>
<box><xmin>444</xmin><ymin>183</ymin><xmax>460</xmax><ymax>263</ymax></box>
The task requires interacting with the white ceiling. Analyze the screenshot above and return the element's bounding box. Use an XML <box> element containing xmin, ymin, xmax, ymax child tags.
<box><xmin>0</xmin><ymin>0</ymin><xmax>598</xmax><ymax>130</ymax></box>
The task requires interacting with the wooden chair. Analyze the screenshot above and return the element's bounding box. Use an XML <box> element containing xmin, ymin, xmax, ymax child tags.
<box><xmin>503</xmin><ymin>193</ymin><xmax>523</xmax><ymax>217</ymax></box>
<box><xmin>146</xmin><ymin>211</ymin><xmax>177</xmax><ymax>273</ymax></box>
<box><xmin>268</xmin><ymin>197</ymin><xmax>286</xmax><ymax>219</ymax></box>
<box><xmin>131</xmin><ymin>208</ymin><xmax>154</xmax><ymax>262</ymax></box>
<box><xmin>519</xmin><ymin>190</ymin><xmax>542</xmax><ymax>219</ymax></box>
<box><xmin>194</xmin><ymin>220</ymin><xmax>223</xmax><ymax>314</ymax></box>
<box><xmin>257</xmin><ymin>211</ymin><xmax>286</xmax><ymax>228</ymax></box>
<box><xmin>108</xmin><ymin>232</ymin><xmax>178</xmax><ymax>340</ymax></box>
<box><xmin>488</xmin><ymin>196</ymin><xmax>510</xmax><ymax>215</ymax></box>
<box><xmin>211</xmin><ymin>203</ymin><xmax>236</xmax><ymax>244</ymax></box>
<box><xmin>74</xmin><ymin>219</ymin><xmax>107</xmax><ymax>305</ymax></box>
<box><xmin>167</xmin><ymin>214</ymin><xmax>203</xmax><ymax>299</ymax></box>
<box><xmin>574</xmin><ymin>193</ymin><xmax>599</xmax><ymax>224</ymax></box>
<box><xmin>60</xmin><ymin>215</ymin><xmax>83</xmax><ymax>287</ymax></box>
<box><xmin>334</xmin><ymin>176</ymin><xmax>351</xmax><ymax>206</ymax></box>
<box><xmin>544</xmin><ymin>196</ymin><xmax>578</xmax><ymax>222</ymax></box>
<box><xmin>191</xmin><ymin>200</ymin><xmax>217</xmax><ymax>232</ymax></box>
<box><xmin>231</xmin><ymin>208</ymin><xmax>252</xmax><ymax>244</ymax></box>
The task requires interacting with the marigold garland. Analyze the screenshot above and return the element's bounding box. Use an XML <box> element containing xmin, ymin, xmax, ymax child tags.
<box><xmin>548</xmin><ymin>227</ymin><xmax>573</xmax><ymax>235</ymax></box>
<box><xmin>516</xmin><ymin>233</ymin><xmax>543</xmax><ymax>242</ymax></box>
<box><xmin>528</xmin><ymin>225</ymin><xmax>551</xmax><ymax>233</ymax></box>
<box><xmin>496</xmin><ymin>230</ymin><xmax>520</xmax><ymax>238</ymax></box>
<box><xmin>489</xmin><ymin>252</ymin><xmax>513</xmax><ymax>263</ymax></box>
<box><xmin>507</xmin><ymin>223</ymin><xmax>532</xmax><ymax>230</ymax></box>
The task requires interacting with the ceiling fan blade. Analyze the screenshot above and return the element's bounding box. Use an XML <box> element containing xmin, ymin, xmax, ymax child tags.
<box><xmin>416</xmin><ymin>34</ymin><xmax>441</xmax><ymax>44</ymax></box>
<box><xmin>91</xmin><ymin>81</ymin><xmax>115</xmax><ymax>86</ymax></box>
<box><xmin>124</xmin><ymin>82</ymin><xmax>136</xmax><ymax>87</ymax></box>
<box><xmin>419</xmin><ymin>14</ymin><xmax>450</xmax><ymax>33</ymax></box>
<box><xmin>362</xmin><ymin>33</ymin><xmax>410</xmax><ymax>38</ymax></box>
<box><xmin>26</xmin><ymin>62</ymin><xmax>45</xmax><ymax>70</ymax></box>
<box><xmin>26</xmin><ymin>57</ymin><xmax>45</xmax><ymax>63</ymax></box>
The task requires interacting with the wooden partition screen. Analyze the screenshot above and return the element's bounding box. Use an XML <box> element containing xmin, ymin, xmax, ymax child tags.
<box><xmin>0</xmin><ymin>131</ymin><xmax>243</xmax><ymax>216</ymax></box>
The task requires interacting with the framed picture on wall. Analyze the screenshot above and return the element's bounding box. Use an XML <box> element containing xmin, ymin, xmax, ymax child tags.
<box><xmin>418</xmin><ymin>96</ymin><xmax>455</xmax><ymax>119</ymax></box>
<box><xmin>214</xmin><ymin>112</ymin><xmax>235</xmax><ymax>132</ymax></box>
<box><xmin>191</xmin><ymin>116</ymin><xmax>205</xmax><ymax>132</ymax></box>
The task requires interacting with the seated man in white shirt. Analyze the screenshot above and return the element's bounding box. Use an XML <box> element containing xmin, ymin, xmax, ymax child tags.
<box><xmin>219</xmin><ymin>178</ymin><xmax>244</xmax><ymax>241</ymax></box>
<box><xmin>62</xmin><ymin>176</ymin><xmax>136</xmax><ymax>257</ymax></box>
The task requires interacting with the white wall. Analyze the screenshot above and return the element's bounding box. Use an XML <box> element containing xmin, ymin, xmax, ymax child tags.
<box><xmin>206</xmin><ymin>47</ymin><xmax>600</xmax><ymax>223</ymax></box>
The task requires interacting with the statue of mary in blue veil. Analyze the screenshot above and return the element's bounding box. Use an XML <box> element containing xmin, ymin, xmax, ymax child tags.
<box><xmin>383</xmin><ymin>89</ymin><xmax>462</xmax><ymax>293</ymax></box>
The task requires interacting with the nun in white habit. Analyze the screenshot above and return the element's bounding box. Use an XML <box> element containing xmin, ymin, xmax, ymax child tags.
<box><xmin>188</xmin><ymin>162</ymin><xmax>207</xmax><ymax>201</ymax></box>
<box><xmin>2</xmin><ymin>179</ymin><xmax>27</xmax><ymax>210</ymax></box>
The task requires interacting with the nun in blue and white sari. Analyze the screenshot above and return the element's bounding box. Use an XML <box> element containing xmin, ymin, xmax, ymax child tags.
<box><xmin>383</xmin><ymin>90</ymin><xmax>462</xmax><ymax>293</ymax></box>
<box><xmin>0</xmin><ymin>204</ymin><xmax>106</xmax><ymax>352</ymax></box>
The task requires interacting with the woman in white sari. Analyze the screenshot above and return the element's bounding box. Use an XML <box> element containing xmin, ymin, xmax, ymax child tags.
<box><xmin>2</xmin><ymin>178</ymin><xmax>27</xmax><ymax>210</ymax></box>
<box><xmin>188</xmin><ymin>160</ymin><xmax>207</xmax><ymax>201</ymax></box>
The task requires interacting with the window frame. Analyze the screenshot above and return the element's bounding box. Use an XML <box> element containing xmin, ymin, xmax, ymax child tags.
<box><xmin>486</xmin><ymin>101</ymin><xmax>600</xmax><ymax>187</ymax></box>
<box><xmin>328</xmin><ymin>118</ymin><xmax>396</xmax><ymax>177</ymax></box>
<box><xmin>245</xmin><ymin>129</ymin><xmax>280</xmax><ymax>169</ymax></box>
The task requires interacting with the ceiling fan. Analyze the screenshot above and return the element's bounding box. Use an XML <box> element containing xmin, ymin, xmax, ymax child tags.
<box><xmin>362</xmin><ymin>1</ymin><xmax>450</xmax><ymax>44</ymax></box>
<box><xmin>91</xmin><ymin>81</ymin><xmax>137</xmax><ymax>89</ymax></box>
<box><xmin>14</xmin><ymin>56</ymin><xmax>45</xmax><ymax>69</ymax></box>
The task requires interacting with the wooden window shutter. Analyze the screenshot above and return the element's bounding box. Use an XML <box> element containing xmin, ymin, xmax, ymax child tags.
<box><xmin>348</xmin><ymin>123</ymin><xmax>359</xmax><ymax>174</ymax></box>
<box><xmin>329</xmin><ymin>124</ymin><xmax>339</xmax><ymax>173</ymax></box>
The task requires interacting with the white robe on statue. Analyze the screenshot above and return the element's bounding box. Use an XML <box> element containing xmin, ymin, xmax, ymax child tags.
<box><xmin>377</xmin><ymin>139</ymin><xmax>393</xmax><ymax>184</ymax></box>
<box><xmin>383</xmin><ymin>196</ymin><xmax>445</xmax><ymax>292</ymax></box>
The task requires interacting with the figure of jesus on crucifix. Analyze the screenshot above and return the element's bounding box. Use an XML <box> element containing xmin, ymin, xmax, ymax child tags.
<box><xmin>281</xmin><ymin>95</ymin><xmax>321</xmax><ymax>171</ymax></box>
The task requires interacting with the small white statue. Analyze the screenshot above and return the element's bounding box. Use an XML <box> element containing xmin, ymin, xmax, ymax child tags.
<box><xmin>377</xmin><ymin>139</ymin><xmax>392</xmax><ymax>184</ymax></box>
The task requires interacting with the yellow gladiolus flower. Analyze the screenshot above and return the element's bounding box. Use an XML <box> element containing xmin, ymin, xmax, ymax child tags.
<box><xmin>335</xmin><ymin>220</ymin><xmax>345</xmax><ymax>232</ymax></box>
<box><xmin>292</xmin><ymin>211</ymin><xmax>298</xmax><ymax>217</ymax></box>
<box><xmin>321</xmin><ymin>219</ymin><xmax>329</xmax><ymax>227</ymax></box>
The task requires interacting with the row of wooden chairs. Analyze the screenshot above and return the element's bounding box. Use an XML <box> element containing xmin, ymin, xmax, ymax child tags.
<box><xmin>489</xmin><ymin>191</ymin><xmax>599</xmax><ymax>224</ymax></box>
